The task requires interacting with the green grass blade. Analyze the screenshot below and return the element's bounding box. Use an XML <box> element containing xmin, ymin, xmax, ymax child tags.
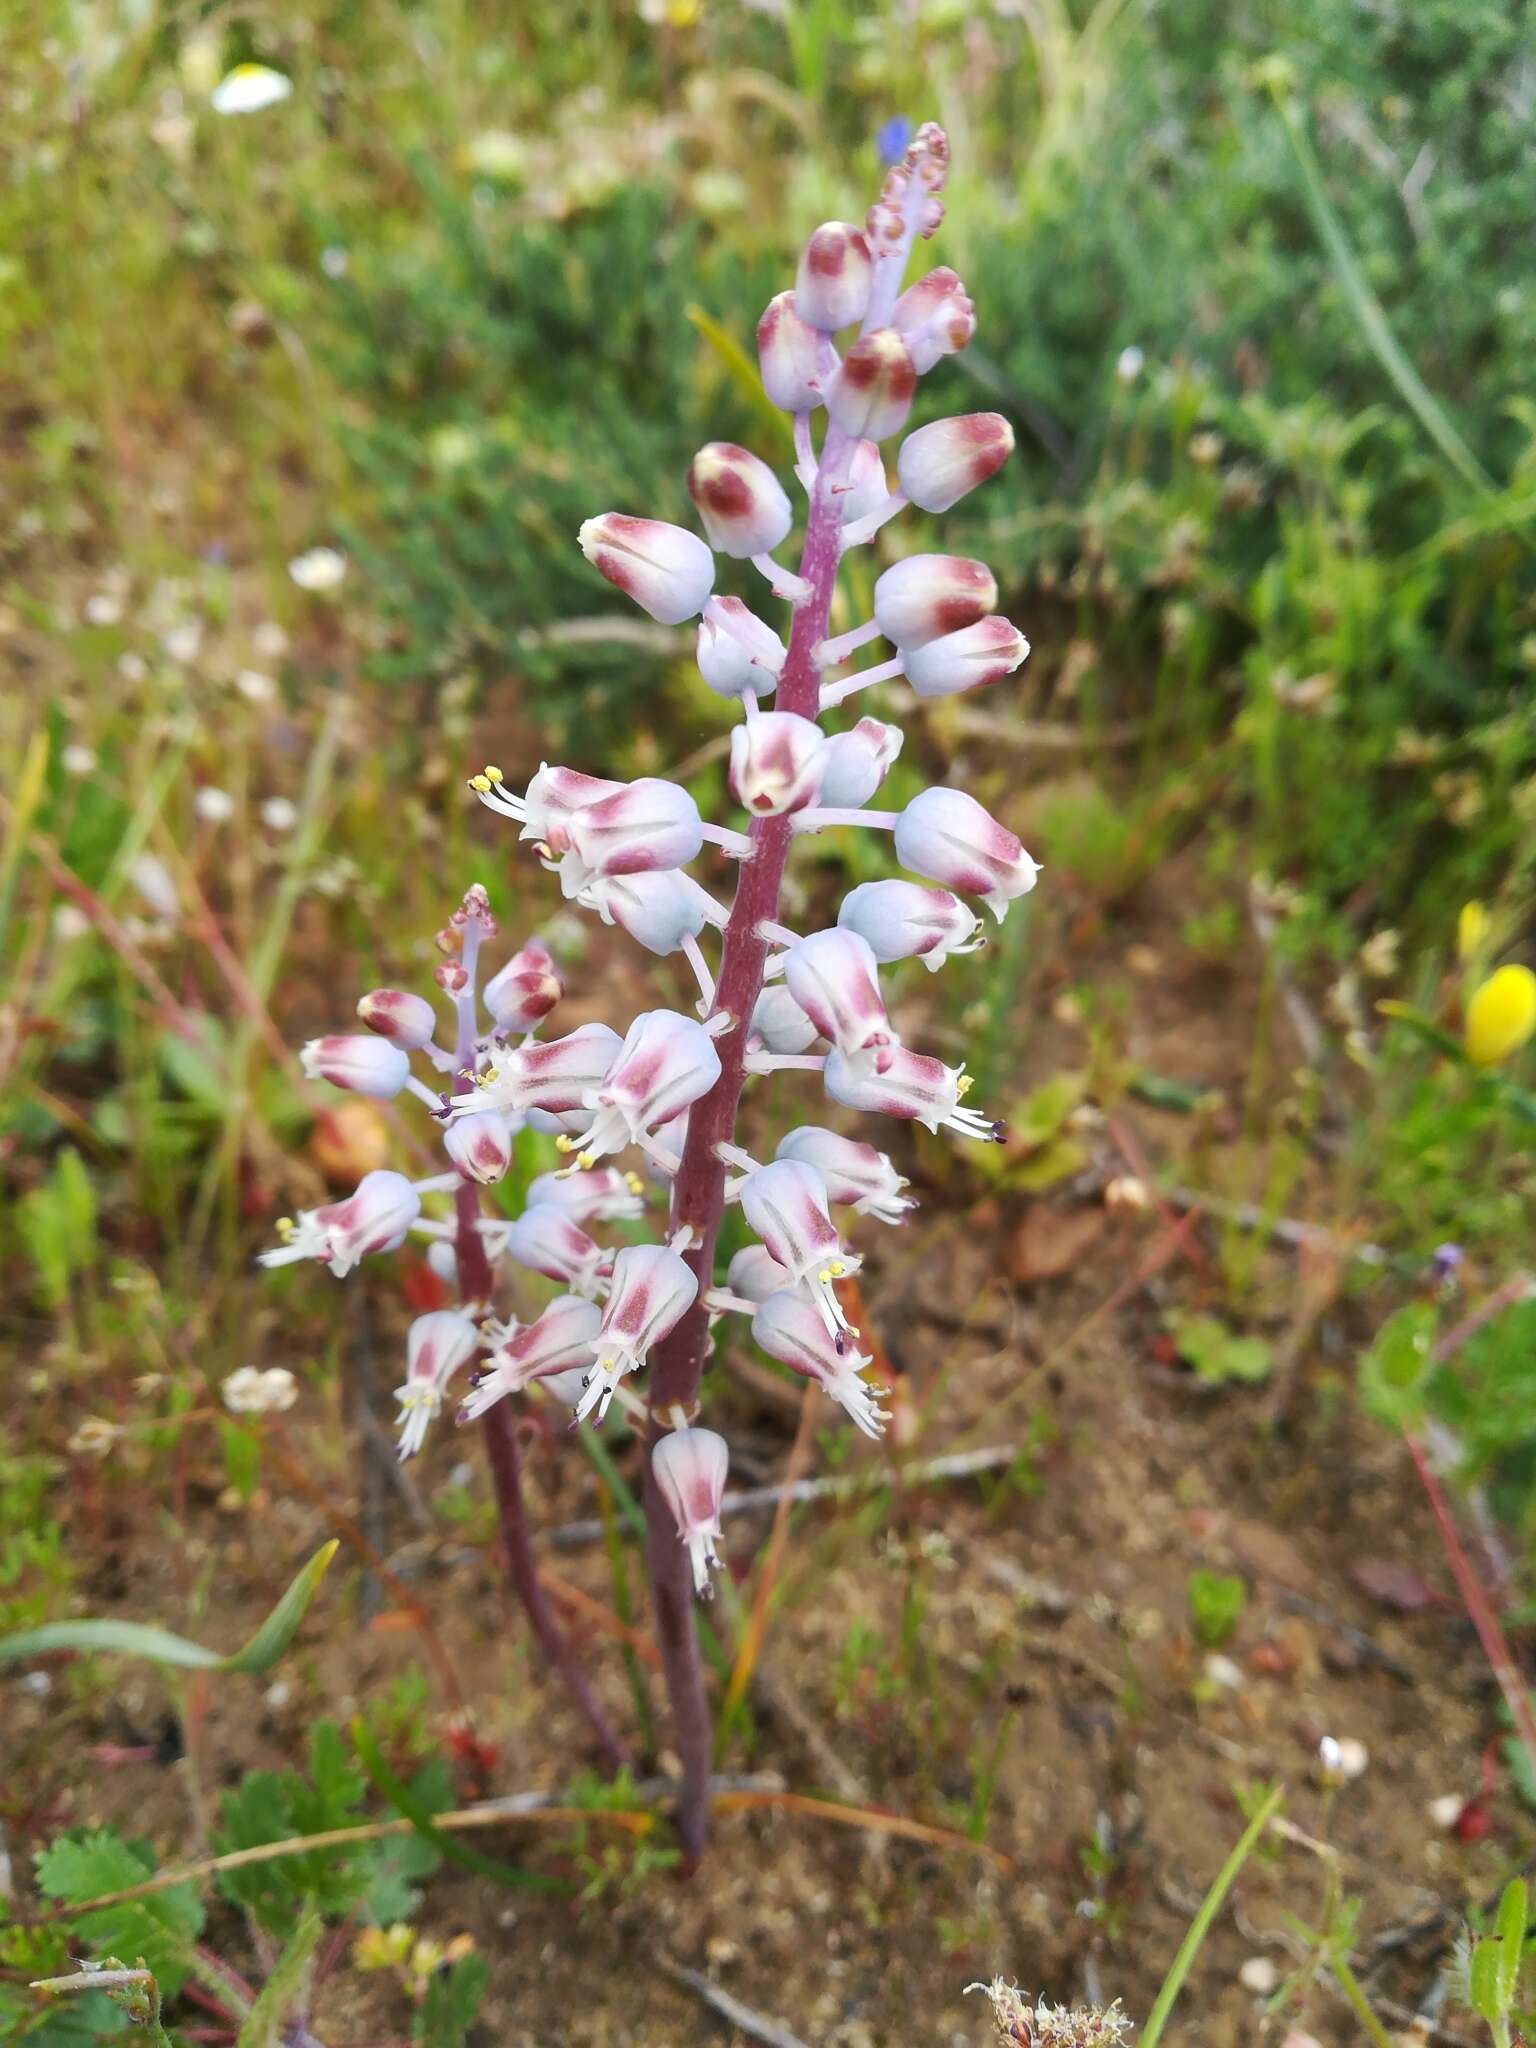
<box><xmin>1270</xmin><ymin>89</ymin><xmax>1496</xmax><ymax>499</ymax></box>
<box><xmin>1140</xmin><ymin>1785</ymin><xmax>1283</xmax><ymax>2048</ymax></box>
<box><xmin>685</xmin><ymin>304</ymin><xmax>794</xmax><ymax>453</ymax></box>
<box><xmin>235</xmin><ymin>1901</ymin><xmax>322</xmax><ymax>2048</ymax></box>
<box><xmin>0</xmin><ymin>1541</ymin><xmax>337</xmax><ymax>1674</ymax></box>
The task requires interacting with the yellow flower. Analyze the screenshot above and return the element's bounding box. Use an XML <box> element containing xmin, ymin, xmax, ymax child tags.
<box><xmin>1457</xmin><ymin>900</ymin><xmax>1490</xmax><ymax>962</ymax></box>
<box><xmin>1465</xmin><ymin>964</ymin><xmax>1536</xmax><ymax>1067</ymax></box>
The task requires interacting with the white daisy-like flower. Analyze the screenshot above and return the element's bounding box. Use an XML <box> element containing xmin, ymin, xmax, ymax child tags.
<box><xmin>288</xmin><ymin>546</ymin><xmax>347</xmax><ymax>593</ymax></box>
<box><xmin>210</xmin><ymin>64</ymin><xmax>293</xmax><ymax>116</ymax></box>
<box><xmin>222</xmin><ymin>1366</ymin><xmax>300</xmax><ymax>1415</ymax></box>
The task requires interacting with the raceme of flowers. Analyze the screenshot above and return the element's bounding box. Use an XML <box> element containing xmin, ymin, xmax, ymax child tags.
<box><xmin>260</xmin><ymin>121</ymin><xmax>1036</xmax><ymax>1601</ymax></box>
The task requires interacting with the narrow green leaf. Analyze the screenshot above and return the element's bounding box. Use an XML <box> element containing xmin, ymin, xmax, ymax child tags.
<box><xmin>350</xmin><ymin>1717</ymin><xmax>568</xmax><ymax>1894</ymax></box>
<box><xmin>236</xmin><ymin>1902</ymin><xmax>323</xmax><ymax>2048</ymax></box>
<box><xmin>0</xmin><ymin>1541</ymin><xmax>337</xmax><ymax>1673</ymax></box>
<box><xmin>1497</xmin><ymin>1877</ymin><xmax>1527</xmax><ymax>2008</ymax></box>
<box><xmin>1140</xmin><ymin>1786</ymin><xmax>1283</xmax><ymax>2048</ymax></box>
<box><xmin>685</xmin><ymin>304</ymin><xmax>794</xmax><ymax>452</ymax></box>
<box><xmin>1374</xmin><ymin>999</ymin><xmax>1467</xmax><ymax>1061</ymax></box>
<box><xmin>1471</xmin><ymin>1936</ymin><xmax>1504</xmax><ymax>2024</ymax></box>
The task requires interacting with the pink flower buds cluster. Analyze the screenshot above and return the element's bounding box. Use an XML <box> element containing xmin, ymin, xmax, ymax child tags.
<box><xmin>264</xmin><ymin>122</ymin><xmax>1038</xmax><ymax>1615</ymax></box>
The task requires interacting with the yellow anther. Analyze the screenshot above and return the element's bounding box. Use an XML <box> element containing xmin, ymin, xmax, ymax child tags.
<box><xmin>955</xmin><ymin>1073</ymin><xmax>973</xmax><ymax>1098</ymax></box>
<box><xmin>829</xmin><ymin>1260</ymin><xmax>846</xmax><ymax>1277</ymax></box>
<box><xmin>818</xmin><ymin>1266</ymin><xmax>834</xmax><ymax>1284</ymax></box>
<box><xmin>484</xmin><ymin>764</ymin><xmax>503</xmax><ymax>783</ymax></box>
<box><xmin>625</xmin><ymin>1172</ymin><xmax>645</xmax><ymax>1194</ymax></box>
<box><xmin>577</xmin><ymin>1150</ymin><xmax>596</xmax><ymax>1170</ymax></box>
<box><xmin>483</xmin><ymin>1066</ymin><xmax>500</xmax><ymax>1086</ymax></box>
<box><xmin>275</xmin><ymin>1217</ymin><xmax>295</xmax><ymax>1240</ymax></box>
<box><xmin>469</xmin><ymin>774</ymin><xmax>491</xmax><ymax>794</ymax></box>
<box><xmin>555</xmin><ymin>1135</ymin><xmax>576</xmax><ymax>1153</ymax></box>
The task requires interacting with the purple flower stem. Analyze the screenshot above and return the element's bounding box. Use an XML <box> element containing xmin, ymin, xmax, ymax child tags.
<box><xmin>642</xmin><ymin>427</ymin><xmax>851</xmax><ymax>1859</ymax></box>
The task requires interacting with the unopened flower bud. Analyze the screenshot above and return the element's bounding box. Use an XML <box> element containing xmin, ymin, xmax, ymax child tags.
<box><xmin>776</xmin><ymin>1125</ymin><xmax>914</xmax><ymax>1225</ymax></box>
<box><xmin>738</xmin><ymin>1157</ymin><xmax>860</xmax><ymax>1337</ymax></box>
<box><xmin>839</xmin><ymin>439</ymin><xmax>889</xmax><ymax>526</ymax></box>
<box><xmin>585</xmin><ymin>869</ymin><xmax>726</xmax><ymax>956</ymax></box>
<box><xmin>896</xmin><ymin>412</ymin><xmax>1014</xmax><ymax>513</ymax></box>
<box><xmin>578</xmin><ymin>1243</ymin><xmax>700</xmax><ymax>1420</ymax></box>
<box><xmin>443</xmin><ymin>1109</ymin><xmax>513</xmax><ymax>1185</ymax></box>
<box><xmin>873</xmin><ymin>554</ymin><xmax>997</xmax><ymax>649</ymax></box>
<box><xmin>826</xmin><ymin>329</ymin><xmax>917</xmax><ymax>441</ymax></box>
<box><xmin>578</xmin><ymin>514</ymin><xmax>715</xmax><ymax>625</ymax></box>
<box><xmin>300</xmin><ymin>1034</ymin><xmax>412</xmax><ymax>1099</ymax></box>
<box><xmin>903</xmin><ymin>616</ymin><xmax>1029</xmax><ymax>699</ymax></box>
<box><xmin>357</xmin><ymin>988</ymin><xmax>438</xmax><ymax>1050</ymax></box>
<box><xmin>505</xmin><ymin>1205</ymin><xmax>613</xmax><ymax>1298</ymax></box>
<box><xmin>891</xmin><ymin>266</ymin><xmax>975</xmax><ymax>372</ymax></box>
<box><xmin>782</xmin><ymin>928</ymin><xmax>898</xmax><ymax>1067</ymax></box>
<box><xmin>838</xmin><ymin>878</ymin><xmax>982</xmax><ymax>969</ymax></box>
<box><xmin>696</xmin><ymin>597</ymin><xmax>785</xmax><ymax>700</ymax></box>
<box><xmin>749</xmin><ymin>984</ymin><xmax>821</xmax><ymax>1055</ymax></box>
<box><xmin>653</xmin><ymin>1426</ymin><xmax>729</xmax><ymax>1596</ymax></box>
<box><xmin>687</xmin><ymin>443</ymin><xmax>793</xmax><ymax>558</ymax></box>
<box><xmin>816</xmin><ymin>718</ymin><xmax>903</xmax><ymax>808</ymax></box>
<box><xmin>757</xmin><ymin>291</ymin><xmax>825</xmax><ymax>412</ymax></box>
<box><xmin>751</xmin><ymin>1290</ymin><xmax>886</xmax><ymax>1437</ymax></box>
<box><xmin>893</xmin><ymin>785</ymin><xmax>1039</xmax><ymax>921</ymax></box>
<box><xmin>795</xmin><ymin>221</ymin><xmax>873</xmax><ymax>331</ymax></box>
<box><xmin>562</xmin><ymin>778</ymin><xmax>704</xmax><ymax>883</ymax></box>
<box><xmin>730</xmin><ymin>711</ymin><xmax>826</xmax><ymax>816</ymax></box>
<box><xmin>394</xmin><ymin>1310</ymin><xmax>480</xmax><ymax>1458</ymax></box>
<box><xmin>483</xmin><ymin>938</ymin><xmax>563</xmax><ymax>1034</ymax></box>
<box><xmin>727</xmin><ymin>1243</ymin><xmax>794</xmax><ymax>1302</ymax></box>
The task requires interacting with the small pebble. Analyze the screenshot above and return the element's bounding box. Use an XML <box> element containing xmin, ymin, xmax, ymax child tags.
<box><xmin>1239</xmin><ymin>1957</ymin><xmax>1279</xmax><ymax>1995</ymax></box>
<box><xmin>1204</xmin><ymin>1653</ymin><xmax>1244</xmax><ymax>1690</ymax></box>
<box><xmin>1428</xmin><ymin>1794</ymin><xmax>1465</xmax><ymax>1830</ymax></box>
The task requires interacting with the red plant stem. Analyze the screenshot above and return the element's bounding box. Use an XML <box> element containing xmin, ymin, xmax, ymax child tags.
<box><xmin>1403</xmin><ymin>1428</ymin><xmax>1536</xmax><ymax>1786</ymax></box>
<box><xmin>454</xmin><ymin>1018</ymin><xmax>632</xmax><ymax>1770</ymax></box>
<box><xmin>643</xmin><ymin>429</ymin><xmax>851</xmax><ymax>1858</ymax></box>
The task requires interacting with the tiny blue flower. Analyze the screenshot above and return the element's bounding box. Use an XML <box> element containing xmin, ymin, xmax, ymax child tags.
<box><xmin>877</xmin><ymin>116</ymin><xmax>912</xmax><ymax>167</ymax></box>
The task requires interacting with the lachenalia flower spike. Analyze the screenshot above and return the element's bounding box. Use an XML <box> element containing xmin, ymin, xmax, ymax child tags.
<box><xmin>262</xmin><ymin>122</ymin><xmax>1038</xmax><ymax>1860</ymax></box>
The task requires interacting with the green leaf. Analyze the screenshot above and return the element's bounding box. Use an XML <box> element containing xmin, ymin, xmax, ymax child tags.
<box><xmin>235</xmin><ymin>1902</ymin><xmax>323</xmax><ymax>2048</ymax></box>
<box><xmin>35</xmin><ymin>1831</ymin><xmax>204</xmax><ymax>1995</ymax></box>
<box><xmin>684</xmin><ymin>304</ymin><xmax>794</xmax><ymax>452</ymax></box>
<box><xmin>1169</xmin><ymin>1312</ymin><xmax>1273</xmax><ymax>1385</ymax></box>
<box><xmin>1373</xmin><ymin>1000</ymin><xmax>1466</xmax><ymax>1062</ymax></box>
<box><xmin>1471</xmin><ymin>1935</ymin><xmax>1504</xmax><ymax>2024</ymax></box>
<box><xmin>18</xmin><ymin>1148</ymin><xmax>98</xmax><ymax>1309</ymax></box>
<box><xmin>351</xmin><ymin>1716</ymin><xmax>565</xmax><ymax>1894</ymax></box>
<box><xmin>1359</xmin><ymin>1303</ymin><xmax>1438</xmax><ymax>1427</ymax></box>
<box><xmin>0</xmin><ymin>1542</ymin><xmax>337</xmax><ymax>1673</ymax></box>
<box><xmin>414</xmin><ymin>1954</ymin><xmax>490</xmax><ymax>2048</ymax></box>
<box><xmin>1497</xmin><ymin>1877</ymin><xmax>1528</xmax><ymax>2008</ymax></box>
<box><xmin>1187</xmin><ymin>1570</ymin><xmax>1247</xmax><ymax>1648</ymax></box>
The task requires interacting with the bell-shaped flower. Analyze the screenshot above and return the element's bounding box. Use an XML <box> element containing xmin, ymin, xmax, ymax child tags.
<box><xmin>873</xmin><ymin>554</ymin><xmax>997</xmax><ymax>650</ymax></box>
<box><xmin>560</xmin><ymin>1009</ymin><xmax>722</xmax><ymax>1169</ymax></box>
<box><xmin>817</xmin><ymin>718</ymin><xmax>903</xmax><ymax>808</ymax></box>
<box><xmin>757</xmin><ymin>291</ymin><xmax>825</xmax><ymax>412</ymax></box>
<box><xmin>781</xmin><ymin>928</ymin><xmax>899</xmax><ymax>1069</ymax></box>
<box><xmin>839</xmin><ymin>439</ymin><xmax>889</xmax><ymax>526</ymax></box>
<box><xmin>795</xmin><ymin>221</ymin><xmax>873</xmax><ymax>331</ymax></box>
<box><xmin>893</xmin><ymin>786</ymin><xmax>1039</xmax><ymax>921</ymax></box>
<box><xmin>696</xmin><ymin>598</ymin><xmax>785</xmax><ymax>700</ymax></box>
<box><xmin>896</xmin><ymin>412</ymin><xmax>1014</xmax><ymax>513</ymax></box>
<box><xmin>837</xmin><ymin>878</ymin><xmax>983</xmax><ymax>970</ymax></box>
<box><xmin>891</xmin><ymin>265</ymin><xmax>975</xmax><ymax>373</ymax></box>
<box><xmin>729</xmin><ymin>712</ymin><xmax>827</xmax><ymax>817</ymax></box>
<box><xmin>824</xmin><ymin>1044</ymin><xmax>1003</xmax><ymax>1143</ymax></box>
<box><xmin>504</xmin><ymin>1204</ymin><xmax>613</xmax><ymax>1299</ymax></box>
<box><xmin>469</xmin><ymin>762</ymin><xmax>623</xmax><ymax>844</ymax></box>
<box><xmin>394</xmin><ymin>1310</ymin><xmax>480</xmax><ymax>1458</ymax></box>
<box><xmin>258</xmin><ymin>1169</ymin><xmax>420</xmax><ymax>1278</ymax></box>
<box><xmin>458</xmin><ymin>1021</ymin><xmax>621</xmax><ymax>1120</ymax></box>
<box><xmin>775</xmin><ymin>1126</ymin><xmax>915</xmax><ymax>1225</ymax></box>
<box><xmin>751</xmin><ymin>1290</ymin><xmax>888</xmax><ymax>1438</ymax></box>
<box><xmin>443</xmin><ymin>1109</ymin><xmax>513</xmax><ymax>1185</ymax></box>
<box><xmin>577</xmin><ymin>1243</ymin><xmax>699</xmax><ymax>1421</ymax></box>
<box><xmin>557</xmin><ymin>777</ymin><xmax>706</xmax><ymax>890</ymax></box>
<box><xmin>749</xmin><ymin>983</ymin><xmax>821</xmax><ymax>1055</ymax></box>
<box><xmin>459</xmin><ymin>1295</ymin><xmax>602</xmax><ymax>1421</ymax></box>
<box><xmin>578</xmin><ymin>514</ymin><xmax>714</xmax><ymax>626</ymax></box>
<box><xmin>357</xmin><ymin>988</ymin><xmax>438</xmax><ymax>1050</ymax></box>
<box><xmin>727</xmin><ymin>1243</ymin><xmax>794</xmax><ymax>1303</ymax></box>
<box><xmin>525</xmin><ymin>1165</ymin><xmax>646</xmax><ymax>1224</ymax></box>
<box><xmin>483</xmin><ymin>938</ymin><xmax>564</xmax><ymax>1035</ymax></box>
<box><xmin>653</xmin><ymin>1427</ymin><xmax>730</xmax><ymax>1596</ymax></box>
<box><xmin>584</xmin><ymin>869</ymin><xmax>727</xmax><ymax>957</ymax></box>
<box><xmin>687</xmin><ymin>443</ymin><xmax>793</xmax><ymax>559</ymax></box>
<box><xmin>825</xmin><ymin>329</ymin><xmax>917</xmax><ymax>442</ymax></box>
<box><xmin>737</xmin><ymin>1157</ymin><xmax>860</xmax><ymax>1337</ymax></box>
<box><xmin>300</xmin><ymin>1034</ymin><xmax>411</xmax><ymax>1099</ymax></box>
<box><xmin>904</xmin><ymin>616</ymin><xmax>1029</xmax><ymax>699</ymax></box>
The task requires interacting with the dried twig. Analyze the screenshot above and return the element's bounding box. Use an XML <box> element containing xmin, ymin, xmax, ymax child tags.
<box><xmin>655</xmin><ymin>1953</ymin><xmax>812</xmax><ymax>2048</ymax></box>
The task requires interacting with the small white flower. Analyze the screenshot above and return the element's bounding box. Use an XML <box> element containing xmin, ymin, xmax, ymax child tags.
<box><xmin>252</xmin><ymin>620</ymin><xmax>290</xmax><ymax>660</ymax></box>
<box><xmin>260</xmin><ymin>796</ymin><xmax>298</xmax><ymax>832</ymax></box>
<box><xmin>1116</xmin><ymin>345</ymin><xmax>1145</xmax><ymax>384</ymax></box>
<box><xmin>1203</xmin><ymin>1652</ymin><xmax>1244</xmax><ymax>1690</ymax></box>
<box><xmin>288</xmin><ymin>546</ymin><xmax>348</xmax><ymax>593</ymax></box>
<box><xmin>117</xmin><ymin>652</ymin><xmax>148</xmax><ymax>682</ymax></box>
<box><xmin>320</xmin><ymin>245</ymin><xmax>348</xmax><ymax>279</ymax></box>
<box><xmin>222</xmin><ymin>1366</ymin><xmax>299</xmax><ymax>1415</ymax></box>
<box><xmin>1428</xmin><ymin>1794</ymin><xmax>1466</xmax><ymax>1830</ymax></box>
<box><xmin>195</xmin><ymin>786</ymin><xmax>235</xmax><ymax>824</ymax></box>
<box><xmin>210</xmin><ymin>64</ymin><xmax>293</xmax><ymax>116</ymax></box>
<box><xmin>1238</xmin><ymin>1957</ymin><xmax>1278</xmax><ymax>1996</ymax></box>
<box><xmin>83</xmin><ymin>592</ymin><xmax>125</xmax><ymax>627</ymax></box>
<box><xmin>61</xmin><ymin>744</ymin><xmax>97</xmax><ymax>776</ymax></box>
<box><xmin>52</xmin><ymin>905</ymin><xmax>91</xmax><ymax>944</ymax></box>
<box><xmin>162</xmin><ymin>620</ymin><xmax>203</xmax><ymax>664</ymax></box>
<box><xmin>128</xmin><ymin>852</ymin><xmax>179</xmax><ymax>923</ymax></box>
<box><xmin>235</xmin><ymin>667</ymin><xmax>277</xmax><ymax>702</ymax></box>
